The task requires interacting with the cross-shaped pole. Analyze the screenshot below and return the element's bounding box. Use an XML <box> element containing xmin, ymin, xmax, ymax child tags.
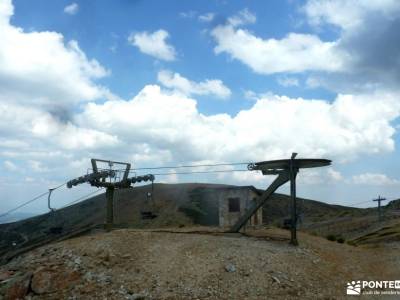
<box><xmin>373</xmin><ymin>195</ymin><xmax>387</xmax><ymax>222</ymax></box>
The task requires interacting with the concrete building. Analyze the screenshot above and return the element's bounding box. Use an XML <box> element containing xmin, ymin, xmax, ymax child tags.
<box><xmin>187</xmin><ymin>186</ymin><xmax>262</xmax><ymax>228</ymax></box>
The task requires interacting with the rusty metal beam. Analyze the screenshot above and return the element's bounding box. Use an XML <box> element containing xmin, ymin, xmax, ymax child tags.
<box><xmin>229</xmin><ymin>154</ymin><xmax>331</xmax><ymax>247</ymax></box>
<box><xmin>228</xmin><ymin>170</ymin><xmax>290</xmax><ymax>233</ymax></box>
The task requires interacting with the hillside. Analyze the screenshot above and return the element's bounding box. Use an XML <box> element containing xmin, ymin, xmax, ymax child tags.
<box><xmin>351</xmin><ymin>219</ymin><xmax>400</xmax><ymax>245</ymax></box>
<box><xmin>0</xmin><ymin>183</ymin><xmax>230</xmax><ymax>262</ymax></box>
<box><xmin>0</xmin><ymin>212</ymin><xmax>36</xmax><ymax>225</ymax></box>
<box><xmin>1</xmin><ymin>184</ymin><xmax>400</xmax><ymax>298</ymax></box>
<box><xmin>264</xmin><ymin>195</ymin><xmax>400</xmax><ymax>241</ymax></box>
<box><xmin>1</xmin><ymin>183</ymin><xmax>399</xmax><ymax>263</ymax></box>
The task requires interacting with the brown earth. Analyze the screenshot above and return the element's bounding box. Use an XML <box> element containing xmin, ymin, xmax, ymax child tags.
<box><xmin>1</xmin><ymin>226</ymin><xmax>399</xmax><ymax>299</ymax></box>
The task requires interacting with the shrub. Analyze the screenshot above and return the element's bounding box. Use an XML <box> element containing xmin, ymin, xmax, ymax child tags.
<box><xmin>178</xmin><ymin>199</ymin><xmax>206</xmax><ymax>223</ymax></box>
<box><xmin>326</xmin><ymin>234</ymin><xmax>336</xmax><ymax>241</ymax></box>
<box><xmin>274</xmin><ymin>220</ymin><xmax>283</xmax><ymax>228</ymax></box>
<box><xmin>337</xmin><ymin>237</ymin><xmax>345</xmax><ymax>243</ymax></box>
<box><xmin>347</xmin><ymin>240</ymin><xmax>356</xmax><ymax>246</ymax></box>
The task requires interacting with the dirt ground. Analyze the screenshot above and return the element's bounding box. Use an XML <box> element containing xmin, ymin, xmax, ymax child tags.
<box><xmin>1</xmin><ymin>226</ymin><xmax>399</xmax><ymax>299</ymax></box>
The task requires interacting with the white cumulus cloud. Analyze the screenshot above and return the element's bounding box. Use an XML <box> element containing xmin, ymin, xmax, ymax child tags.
<box><xmin>0</xmin><ymin>0</ymin><xmax>117</xmax><ymax>164</ymax></box>
<box><xmin>277</xmin><ymin>76</ymin><xmax>299</xmax><ymax>87</ymax></box>
<box><xmin>211</xmin><ymin>11</ymin><xmax>348</xmax><ymax>74</ymax></box>
<box><xmin>0</xmin><ymin>0</ymin><xmax>109</xmax><ymax>109</ymax></box>
<box><xmin>157</xmin><ymin>70</ymin><xmax>231</xmax><ymax>99</ymax></box>
<box><xmin>303</xmin><ymin>0</ymin><xmax>400</xmax><ymax>29</ymax></box>
<box><xmin>227</xmin><ymin>8</ymin><xmax>256</xmax><ymax>27</ymax></box>
<box><xmin>64</xmin><ymin>3</ymin><xmax>79</xmax><ymax>15</ymax></box>
<box><xmin>0</xmin><ymin>102</ymin><xmax>119</xmax><ymax>151</ymax></box>
<box><xmin>128</xmin><ymin>30</ymin><xmax>176</xmax><ymax>61</ymax></box>
<box><xmin>77</xmin><ymin>85</ymin><xmax>400</xmax><ymax>165</ymax></box>
<box><xmin>301</xmin><ymin>0</ymin><xmax>400</xmax><ymax>94</ymax></box>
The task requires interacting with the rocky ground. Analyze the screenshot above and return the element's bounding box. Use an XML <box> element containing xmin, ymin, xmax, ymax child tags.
<box><xmin>0</xmin><ymin>227</ymin><xmax>399</xmax><ymax>299</ymax></box>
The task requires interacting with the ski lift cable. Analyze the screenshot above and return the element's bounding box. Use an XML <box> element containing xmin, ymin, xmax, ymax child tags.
<box><xmin>123</xmin><ymin>162</ymin><xmax>254</xmax><ymax>172</ymax></box>
<box><xmin>149</xmin><ymin>169</ymin><xmax>250</xmax><ymax>176</ymax></box>
<box><xmin>58</xmin><ymin>188</ymin><xmax>105</xmax><ymax>210</ymax></box>
<box><xmin>0</xmin><ymin>181</ymin><xmax>68</xmax><ymax>218</ymax></box>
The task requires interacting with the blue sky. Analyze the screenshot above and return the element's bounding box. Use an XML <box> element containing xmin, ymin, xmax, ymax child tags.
<box><xmin>12</xmin><ymin>0</ymin><xmax>336</xmax><ymax>110</ymax></box>
<box><xmin>1</xmin><ymin>0</ymin><xmax>400</xmax><ymax>216</ymax></box>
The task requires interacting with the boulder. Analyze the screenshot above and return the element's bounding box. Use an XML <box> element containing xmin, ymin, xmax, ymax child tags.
<box><xmin>4</xmin><ymin>272</ymin><xmax>32</xmax><ymax>300</ymax></box>
<box><xmin>31</xmin><ymin>267</ymin><xmax>80</xmax><ymax>294</ymax></box>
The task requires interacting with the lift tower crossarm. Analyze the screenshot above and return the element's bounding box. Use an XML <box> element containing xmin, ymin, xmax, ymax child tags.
<box><xmin>67</xmin><ymin>170</ymin><xmax>114</xmax><ymax>188</ymax></box>
<box><xmin>66</xmin><ymin>159</ymin><xmax>155</xmax><ymax>231</ymax></box>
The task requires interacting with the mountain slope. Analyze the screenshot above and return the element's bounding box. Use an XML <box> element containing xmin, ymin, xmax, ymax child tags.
<box><xmin>1</xmin><ymin>183</ymin><xmax>398</xmax><ymax>263</ymax></box>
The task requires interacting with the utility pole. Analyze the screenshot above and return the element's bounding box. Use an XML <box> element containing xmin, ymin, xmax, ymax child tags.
<box><xmin>373</xmin><ymin>195</ymin><xmax>387</xmax><ymax>222</ymax></box>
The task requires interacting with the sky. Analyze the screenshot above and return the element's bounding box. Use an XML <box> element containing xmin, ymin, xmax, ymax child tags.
<box><xmin>1</xmin><ymin>0</ymin><xmax>400</xmax><ymax>216</ymax></box>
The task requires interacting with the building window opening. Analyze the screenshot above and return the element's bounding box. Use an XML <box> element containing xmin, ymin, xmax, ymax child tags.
<box><xmin>228</xmin><ymin>197</ymin><xmax>240</xmax><ymax>212</ymax></box>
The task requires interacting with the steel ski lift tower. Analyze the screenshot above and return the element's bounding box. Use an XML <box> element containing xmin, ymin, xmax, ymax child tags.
<box><xmin>67</xmin><ymin>159</ymin><xmax>155</xmax><ymax>231</ymax></box>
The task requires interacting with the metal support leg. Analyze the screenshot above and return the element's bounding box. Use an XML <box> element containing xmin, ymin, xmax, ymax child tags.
<box><xmin>105</xmin><ymin>187</ymin><xmax>114</xmax><ymax>231</ymax></box>
<box><xmin>290</xmin><ymin>153</ymin><xmax>299</xmax><ymax>246</ymax></box>
<box><xmin>289</xmin><ymin>173</ymin><xmax>299</xmax><ymax>245</ymax></box>
<box><xmin>378</xmin><ymin>201</ymin><xmax>381</xmax><ymax>222</ymax></box>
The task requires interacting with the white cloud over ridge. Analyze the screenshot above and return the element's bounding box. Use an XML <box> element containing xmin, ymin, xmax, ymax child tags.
<box><xmin>157</xmin><ymin>70</ymin><xmax>231</xmax><ymax>99</ymax></box>
<box><xmin>352</xmin><ymin>173</ymin><xmax>400</xmax><ymax>186</ymax></box>
<box><xmin>78</xmin><ymin>85</ymin><xmax>400</xmax><ymax>164</ymax></box>
<box><xmin>128</xmin><ymin>30</ymin><xmax>176</xmax><ymax>61</ymax></box>
<box><xmin>0</xmin><ymin>102</ymin><xmax>118</xmax><ymax>151</ymax></box>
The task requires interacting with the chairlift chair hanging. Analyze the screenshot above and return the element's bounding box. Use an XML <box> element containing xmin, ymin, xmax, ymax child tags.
<box><xmin>140</xmin><ymin>177</ymin><xmax>158</xmax><ymax>220</ymax></box>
